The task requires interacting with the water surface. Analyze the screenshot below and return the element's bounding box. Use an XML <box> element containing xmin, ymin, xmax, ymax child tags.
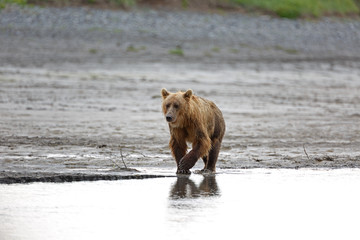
<box><xmin>1</xmin><ymin>169</ymin><xmax>360</xmax><ymax>240</ymax></box>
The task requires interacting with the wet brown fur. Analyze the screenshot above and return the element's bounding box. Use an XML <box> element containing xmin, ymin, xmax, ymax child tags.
<box><xmin>161</xmin><ymin>88</ymin><xmax>225</xmax><ymax>174</ymax></box>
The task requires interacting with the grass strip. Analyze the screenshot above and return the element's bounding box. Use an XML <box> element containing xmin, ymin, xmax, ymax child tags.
<box><xmin>1</xmin><ymin>0</ymin><xmax>359</xmax><ymax>18</ymax></box>
<box><xmin>232</xmin><ymin>0</ymin><xmax>360</xmax><ymax>18</ymax></box>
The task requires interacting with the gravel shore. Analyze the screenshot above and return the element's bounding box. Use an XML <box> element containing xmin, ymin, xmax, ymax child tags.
<box><xmin>1</xmin><ymin>6</ymin><xmax>360</xmax><ymax>69</ymax></box>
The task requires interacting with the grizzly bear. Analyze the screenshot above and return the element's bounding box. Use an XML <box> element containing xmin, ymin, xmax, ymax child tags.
<box><xmin>161</xmin><ymin>88</ymin><xmax>225</xmax><ymax>174</ymax></box>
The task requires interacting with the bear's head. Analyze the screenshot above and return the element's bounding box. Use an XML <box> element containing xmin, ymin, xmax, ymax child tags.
<box><xmin>161</xmin><ymin>88</ymin><xmax>193</xmax><ymax>127</ymax></box>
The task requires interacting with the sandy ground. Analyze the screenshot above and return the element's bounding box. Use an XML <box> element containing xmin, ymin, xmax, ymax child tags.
<box><xmin>1</xmin><ymin>6</ymin><xmax>360</xmax><ymax>183</ymax></box>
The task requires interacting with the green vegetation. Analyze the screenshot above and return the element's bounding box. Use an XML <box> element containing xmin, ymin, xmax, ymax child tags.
<box><xmin>1</xmin><ymin>0</ymin><xmax>359</xmax><ymax>18</ymax></box>
<box><xmin>89</xmin><ymin>48</ymin><xmax>98</xmax><ymax>54</ymax></box>
<box><xmin>211</xmin><ymin>47</ymin><xmax>221</xmax><ymax>52</ymax></box>
<box><xmin>181</xmin><ymin>0</ymin><xmax>189</xmax><ymax>9</ymax></box>
<box><xmin>0</xmin><ymin>0</ymin><xmax>26</xmax><ymax>8</ymax></box>
<box><xmin>274</xmin><ymin>45</ymin><xmax>299</xmax><ymax>54</ymax></box>
<box><xmin>126</xmin><ymin>44</ymin><xmax>146</xmax><ymax>52</ymax></box>
<box><xmin>27</xmin><ymin>0</ymin><xmax>135</xmax><ymax>8</ymax></box>
<box><xmin>109</xmin><ymin>0</ymin><xmax>135</xmax><ymax>8</ymax></box>
<box><xmin>229</xmin><ymin>48</ymin><xmax>239</xmax><ymax>54</ymax></box>
<box><xmin>232</xmin><ymin>0</ymin><xmax>360</xmax><ymax>18</ymax></box>
<box><xmin>169</xmin><ymin>46</ymin><xmax>184</xmax><ymax>56</ymax></box>
<box><xmin>0</xmin><ymin>0</ymin><xmax>135</xmax><ymax>8</ymax></box>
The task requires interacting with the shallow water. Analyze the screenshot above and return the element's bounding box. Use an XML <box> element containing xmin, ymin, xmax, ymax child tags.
<box><xmin>1</xmin><ymin>169</ymin><xmax>360</xmax><ymax>240</ymax></box>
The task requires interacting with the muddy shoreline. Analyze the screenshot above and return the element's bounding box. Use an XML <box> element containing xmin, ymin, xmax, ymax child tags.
<box><xmin>1</xmin><ymin>6</ymin><xmax>360</xmax><ymax>183</ymax></box>
<box><xmin>0</xmin><ymin>172</ymin><xmax>173</xmax><ymax>184</ymax></box>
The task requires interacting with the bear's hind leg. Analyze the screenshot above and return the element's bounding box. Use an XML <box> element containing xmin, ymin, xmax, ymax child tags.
<box><xmin>205</xmin><ymin>139</ymin><xmax>221</xmax><ymax>172</ymax></box>
<box><xmin>195</xmin><ymin>156</ymin><xmax>212</xmax><ymax>174</ymax></box>
<box><xmin>202</xmin><ymin>156</ymin><xmax>208</xmax><ymax>168</ymax></box>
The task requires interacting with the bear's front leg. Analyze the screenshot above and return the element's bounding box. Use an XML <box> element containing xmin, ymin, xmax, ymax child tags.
<box><xmin>178</xmin><ymin>137</ymin><xmax>211</xmax><ymax>173</ymax></box>
<box><xmin>178</xmin><ymin>151</ymin><xmax>199</xmax><ymax>173</ymax></box>
<box><xmin>170</xmin><ymin>136</ymin><xmax>188</xmax><ymax>173</ymax></box>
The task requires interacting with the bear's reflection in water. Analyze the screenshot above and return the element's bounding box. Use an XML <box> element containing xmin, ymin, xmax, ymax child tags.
<box><xmin>169</xmin><ymin>175</ymin><xmax>220</xmax><ymax>199</ymax></box>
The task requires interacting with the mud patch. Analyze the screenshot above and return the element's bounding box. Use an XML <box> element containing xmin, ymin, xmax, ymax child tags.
<box><xmin>0</xmin><ymin>172</ymin><xmax>170</xmax><ymax>184</ymax></box>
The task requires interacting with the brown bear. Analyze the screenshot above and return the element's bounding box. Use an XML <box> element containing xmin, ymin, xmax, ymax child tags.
<box><xmin>161</xmin><ymin>88</ymin><xmax>225</xmax><ymax>174</ymax></box>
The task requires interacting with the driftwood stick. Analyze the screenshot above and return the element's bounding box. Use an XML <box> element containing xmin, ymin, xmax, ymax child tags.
<box><xmin>120</xmin><ymin>146</ymin><xmax>127</xmax><ymax>169</ymax></box>
<box><xmin>303</xmin><ymin>144</ymin><xmax>310</xmax><ymax>160</ymax></box>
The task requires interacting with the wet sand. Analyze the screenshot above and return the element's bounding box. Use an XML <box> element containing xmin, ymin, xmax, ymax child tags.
<box><xmin>1</xmin><ymin>7</ymin><xmax>360</xmax><ymax>183</ymax></box>
<box><xmin>1</xmin><ymin>62</ymin><xmax>359</xmax><ymax>183</ymax></box>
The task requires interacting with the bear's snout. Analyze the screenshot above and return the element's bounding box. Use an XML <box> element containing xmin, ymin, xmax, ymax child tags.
<box><xmin>166</xmin><ymin>116</ymin><xmax>173</xmax><ymax>122</ymax></box>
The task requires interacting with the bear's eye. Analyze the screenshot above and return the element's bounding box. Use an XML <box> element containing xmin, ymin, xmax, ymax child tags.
<box><xmin>166</xmin><ymin>104</ymin><xmax>171</xmax><ymax>109</ymax></box>
<box><xmin>174</xmin><ymin>104</ymin><xmax>179</xmax><ymax>109</ymax></box>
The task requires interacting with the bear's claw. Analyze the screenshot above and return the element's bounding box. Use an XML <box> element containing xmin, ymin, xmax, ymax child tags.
<box><xmin>194</xmin><ymin>169</ymin><xmax>215</xmax><ymax>174</ymax></box>
<box><xmin>176</xmin><ymin>169</ymin><xmax>191</xmax><ymax>175</ymax></box>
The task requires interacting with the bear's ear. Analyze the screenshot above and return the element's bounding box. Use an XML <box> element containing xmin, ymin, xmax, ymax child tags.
<box><xmin>161</xmin><ymin>88</ymin><xmax>170</xmax><ymax>99</ymax></box>
<box><xmin>184</xmin><ymin>89</ymin><xmax>193</xmax><ymax>99</ymax></box>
